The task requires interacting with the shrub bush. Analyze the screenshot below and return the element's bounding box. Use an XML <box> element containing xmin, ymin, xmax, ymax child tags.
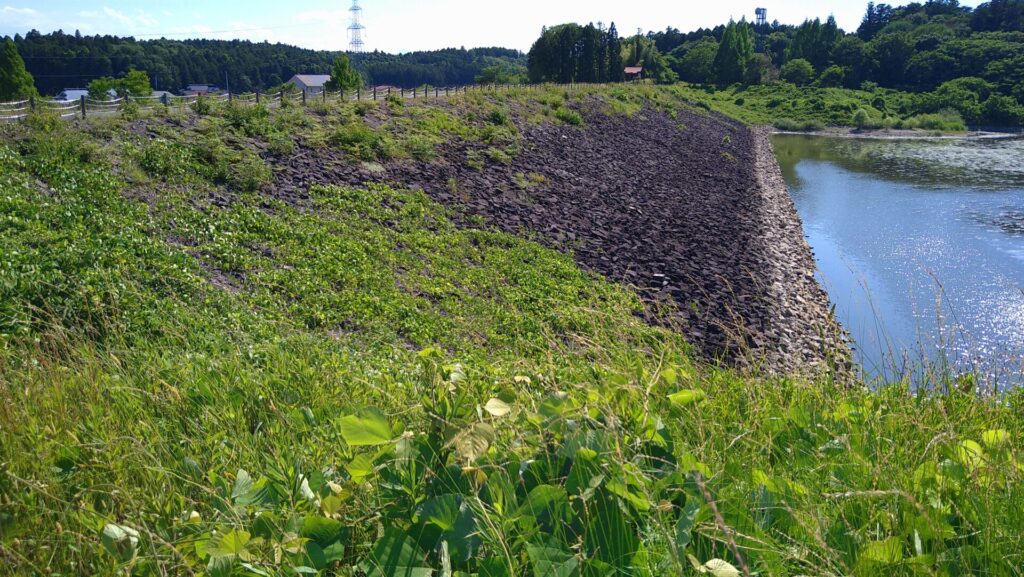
<box><xmin>554</xmin><ymin>107</ymin><xmax>584</xmax><ymax>126</ymax></box>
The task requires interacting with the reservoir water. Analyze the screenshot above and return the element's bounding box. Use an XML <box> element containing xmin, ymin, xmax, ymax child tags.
<box><xmin>771</xmin><ymin>134</ymin><xmax>1024</xmax><ymax>389</ymax></box>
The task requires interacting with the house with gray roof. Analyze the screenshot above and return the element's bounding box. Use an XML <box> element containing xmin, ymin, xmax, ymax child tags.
<box><xmin>288</xmin><ymin>74</ymin><xmax>332</xmax><ymax>94</ymax></box>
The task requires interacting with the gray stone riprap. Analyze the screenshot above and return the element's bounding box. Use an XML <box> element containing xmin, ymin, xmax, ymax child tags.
<box><xmin>268</xmin><ymin>100</ymin><xmax>850</xmax><ymax>375</ymax></box>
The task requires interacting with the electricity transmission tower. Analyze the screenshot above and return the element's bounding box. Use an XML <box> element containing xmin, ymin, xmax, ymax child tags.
<box><xmin>348</xmin><ymin>0</ymin><xmax>366</xmax><ymax>52</ymax></box>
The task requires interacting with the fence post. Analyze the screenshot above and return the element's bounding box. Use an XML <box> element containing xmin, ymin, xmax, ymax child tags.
<box><xmin>302</xmin><ymin>89</ymin><xmax>307</xmax><ymax>105</ymax></box>
<box><xmin>401</xmin><ymin>87</ymin><xmax>404</xmax><ymax>98</ymax></box>
<box><xmin>435</xmin><ymin>87</ymin><xmax>438</xmax><ymax>98</ymax></box>
<box><xmin>373</xmin><ymin>87</ymin><xmax>377</xmax><ymax>101</ymax></box>
<box><xmin>255</xmin><ymin>89</ymin><xmax>260</xmax><ymax>104</ymax></box>
<box><xmin>228</xmin><ymin>90</ymin><xmax>233</xmax><ymax>103</ymax></box>
<box><xmin>29</xmin><ymin>96</ymin><xmax>35</xmax><ymax>111</ymax></box>
<box><xmin>80</xmin><ymin>95</ymin><xmax>86</xmax><ymax>119</ymax></box>
<box><xmin>341</xmin><ymin>88</ymin><xmax>345</xmax><ymax>101</ymax></box>
<box><xmin>162</xmin><ymin>93</ymin><xmax>169</xmax><ymax>107</ymax></box>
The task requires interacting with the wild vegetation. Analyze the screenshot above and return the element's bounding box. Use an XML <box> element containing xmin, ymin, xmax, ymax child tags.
<box><xmin>1</xmin><ymin>85</ymin><xmax>1023</xmax><ymax>576</ymax></box>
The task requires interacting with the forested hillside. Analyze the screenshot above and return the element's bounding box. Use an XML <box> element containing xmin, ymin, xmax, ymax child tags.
<box><xmin>7</xmin><ymin>30</ymin><xmax>525</xmax><ymax>95</ymax></box>
<box><xmin>653</xmin><ymin>0</ymin><xmax>1024</xmax><ymax>100</ymax></box>
<box><xmin>524</xmin><ymin>0</ymin><xmax>1024</xmax><ymax>126</ymax></box>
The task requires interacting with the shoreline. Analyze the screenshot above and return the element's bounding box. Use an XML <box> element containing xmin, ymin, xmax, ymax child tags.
<box><xmin>748</xmin><ymin>127</ymin><xmax>851</xmax><ymax>375</ymax></box>
<box><xmin>772</xmin><ymin>126</ymin><xmax>1024</xmax><ymax>140</ymax></box>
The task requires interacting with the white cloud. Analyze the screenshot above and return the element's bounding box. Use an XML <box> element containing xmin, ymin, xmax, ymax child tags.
<box><xmin>1</xmin><ymin>5</ymin><xmax>43</xmax><ymax>28</ymax></box>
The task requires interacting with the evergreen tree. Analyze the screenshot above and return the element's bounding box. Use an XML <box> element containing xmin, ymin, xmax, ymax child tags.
<box><xmin>0</xmin><ymin>38</ymin><xmax>37</xmax><ymax>101</ymax></box>
<box><xmin>325</xmin><ymin>54</ymin><xmax>363</xmax><ymax>90</ymax></box>
<box><xmin>713</xmin><ymin>20</ymin><xmax>753</xmax><ymax>85</ymax></box>
<box><xmin>607</xmin><ymin>23</ymin><xmax>624</xmax><ymax>82</ymax></box>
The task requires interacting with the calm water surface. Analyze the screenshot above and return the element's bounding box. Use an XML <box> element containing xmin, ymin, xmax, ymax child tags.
<box><xmin>771</xmin><ymin>134</ymin><xmax>1024</xmax><ymax>388</ymax></box>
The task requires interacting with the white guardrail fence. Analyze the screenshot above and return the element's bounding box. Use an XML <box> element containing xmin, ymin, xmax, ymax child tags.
<box><xmin>0</xmin><ymin>84</ymin><xmax>542</xmax><ymax>123</ymax></box>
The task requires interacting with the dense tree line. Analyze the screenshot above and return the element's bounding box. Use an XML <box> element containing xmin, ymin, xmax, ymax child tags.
<box><xmin>652</xmin><ymin>0</ymin><xmax>1024</xmax><ymax>123</ymax></box>
<box><xmin>527</xmin><ymin>23</ymin><xmax>625</xmax><ymax>84</ymax></box>
<box><xmin>4</xmin><ymin>30</ymin><xmax>525</xmax><ymax>96</ymax></box>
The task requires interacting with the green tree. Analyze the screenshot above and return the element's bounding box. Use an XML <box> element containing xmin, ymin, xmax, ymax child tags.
<box><xmin>780</xmin><ymin>58</ymin><xmax>815</xmax><ymax>85</ymax></box>
<box><xmin>326</xmin><ymin>54</ymin><xmax>363</xmax><ymax>91</ymax></box>
<box><xmin>121</xmin><ymin>69</ymin><xmax>153</xmax><ymax>96</ymax></box>
<box><xmin>713</xmin><ymin>20</ymin><xmax>754</xmax><ymax>85</ymax></box>
<box><xmin>816</xmin><ymin>65</ymin><xmax>846</xmax><ymax>87</ymax></box>
<box><xmin>830</xmin><ymin>36</ymin><xmax>875</xmax><ymax>88</ymax></box>
<box><xmin>622</xmin><ymin>35</ymin><xmax>678</xmax><ymax>84</ymax></box>
<box><xmin>88</xmin><ymin>69</ymin><xmax>151</xmax><ymax>100</ymax></box>
<box><xmin>0</xmin><ymin>38</ymin><xmax>37</xmax><ymax>101</ymax></box>
<box><xmin>670</xmin><ymin>38</ymin><xmax>718</xmax><ymax>83</ymax></box>
<box><xmin>869</xmin><ymin>32</ymin><xmax>915</xmax><ymax>87</ymax></box>
<box><xmin>475</xmin><ymin>64</ymin><xmax>526</xmax><ymax>85</ymax></box>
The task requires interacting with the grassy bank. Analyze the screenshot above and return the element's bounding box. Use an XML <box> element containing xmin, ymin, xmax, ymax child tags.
<box><xmin>670</xmin><ymin>83</ymin><xmax>978</xmax><ymax>133</ymax></box>
<box><xmin>1</xmin><ymin>87</ymin><xmax>1023</xmax><ymax>576</ymax></box>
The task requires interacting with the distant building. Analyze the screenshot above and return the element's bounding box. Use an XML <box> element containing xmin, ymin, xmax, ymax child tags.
<box><xmin>288</xmin><ymin>74</ymin><xmax>332</xmax><ymax>94</ymax></box>
<box><xmin>624</xmin><ymin>67</ymin><xmax>644</xmax><ymax>81</ymax></box>
<box><xmin>52</xmin><ymin>88</ymin><xmax>89</xmax><ymax>103</ymax></box>
<box><xmin>185</xmin><ymin>84</ymin><xmax>218</xmax><ymax>95</ymax></box>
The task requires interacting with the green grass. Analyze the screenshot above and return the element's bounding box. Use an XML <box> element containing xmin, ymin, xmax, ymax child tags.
<box><xmin>668</xmin><ymin>82</ymin><xmax>971</xmax><ymax>132</ymax></box>
<box><xmin>1</xmin><ymin>87</ymin><xmax>1022</xmax><ymax>576</ymax></box>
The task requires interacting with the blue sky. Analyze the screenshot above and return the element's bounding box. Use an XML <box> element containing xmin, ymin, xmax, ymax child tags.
<box><xmin>2</xmin><ymin>1</ymin><xmax>984</xmax><ymax>53</ymax></box>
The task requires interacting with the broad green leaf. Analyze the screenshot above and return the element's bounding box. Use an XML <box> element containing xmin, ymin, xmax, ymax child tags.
<box><xmin>207</xmin><ymin>555</ymin><xmax>235</xmax><ymax>577</ymax></box>
<box><xmin>526</xmin><ymin>542</ymin><xmax>579</xmax><ymax>577</ymax></box>
<box><xmin>957</xmin><ymin>440</ymin><xmax>985</xmax><ymax>471</ymax></box>
<box><xmin>346</xmin><ymin>453</ymin><xmax>375</xmax><ymax>481</ymax></box>
<box><xmin>338</xmin><ymin>407</ymin><xmax>393</xmax><ymax>446</ymax></box>
<box><xmin>982</xmin><ymin>429</ymin><xmax>1010</xmax><ymax>449</ymax></box>
<box><xmin>484</xmin><ymin>398</ymin><xmax>512</xmax><ymax>417</ymax></box>
<box><xmin>606</xmin><ymin>479</ymin><xmax>651</xmax><ymax>512</ymax></box>
<box><xmin>323</xmin><ymin>541</ymin><xmax>347</xmax><ymax>564</ymax></box>
<box><xmin>661</xmin><ymin>367</ymin><xmax>678</xmax><ymax>386</ymax></box>
<box><xmin>479</xmin><ymin>557</ymin><xmax>511</xmax><ymax>577</ymax></box>
<box><xmin>585</xmin><ymin>492</ymin><xmax>639</xmax><ymax>570</ymax></box>
<box><xmin>675</xmin><ymin>500</ymin><xmax>701</xmax><ymax>553</ymax></box>
<box><xmin>668</xmin><ymin>389</ymin><xmax>706</xmax><ymax>407</ymax></box>
<box><xmin>515</xmin><ymin>485</ymin><xmax>568</xmax><ymax>521</ymax></box>
<box><xmin>861</xmin><ymin>537</ymin><xmax>904</xmax><ymax>565</ymax></box>
<box><xmin>305</xmin><ymin>542</ymin><xmax>328</xmax><ymax>570</ymax></box>
<box><xmin>680</xmin><ymin>452</ymin><xmax>712</xmax><ymax>477</ymax></box>
<box><xmin>702</xmin><ymin>559</ymin><xmax>739</xmax><ymax>577</ymax></box>
<box><xmin>216</xmin><ymin>529</ymin><xmax>254</xmax><ymax>560</ymax></box>
<box><xmin>448</xmin><ymin>363</ymin><xmax>467</xmax><ymax>384</ymax></box>
<box><xmin>415</xmin><ymin>494</ymin><xmax>461</xmax><ymax>531</ymax></box>
<box><xmin>232</xmin><ymin>469</ymin><xmax>254</xmax><ymax>501</ymax></box>
<box><xmin>359</xmin><ymin>527</ymin><xmax>433</xmax><ymax>577</ymax></box>
<box><xmin>301</xmin><ymin>516</ymin><xmax>345</xmax><ymax>547</ymax></box>
<box><xmin>451</xmin><ymin>422</ymin><xmax>495</xmax><ymax>463</ymax></box>
<box><xmin>100</xmin><ymin>523</ymin><xmax>140</xmax><ymax>561</ymax></box>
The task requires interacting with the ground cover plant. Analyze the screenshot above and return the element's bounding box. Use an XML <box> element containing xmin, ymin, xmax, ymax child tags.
<box><xmin>1</xmin><ymin>86</ymin><xmax>1023</xmax><ymax>576</ymax></box>
<box><xmin>667</xmin><ymin>82</ymin><xmax>982</xmax><ymax>132</ymax></box>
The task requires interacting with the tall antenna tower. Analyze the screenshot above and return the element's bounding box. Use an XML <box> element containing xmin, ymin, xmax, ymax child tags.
<box><xmin>348</xmin><ymin>0</ymin><xmax>366</xmax><ymax>53</ymax></box>
<box><xmin>755</xmin><ymin>8</ymin><xmax>768</xmax><ymax>53</ymax></box>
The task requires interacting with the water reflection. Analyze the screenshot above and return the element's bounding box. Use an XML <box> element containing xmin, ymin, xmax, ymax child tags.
<box><xmin>772</xmin><ymin>134</ymin><xmax>1024</xmax><ymax>390</ymax></box>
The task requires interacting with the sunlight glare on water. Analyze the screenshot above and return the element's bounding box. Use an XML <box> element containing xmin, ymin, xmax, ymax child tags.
<box><xmin>772</xmin><ymin>134</ymin><xmax>1024</xmax><ymax>390</ymax></box>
